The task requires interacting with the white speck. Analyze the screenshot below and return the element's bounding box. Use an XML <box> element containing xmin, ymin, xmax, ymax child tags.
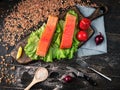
<box><xmin>53</xmin><ymin>85</ymin><xmax>63</xmax><ymax>90</ymax></box>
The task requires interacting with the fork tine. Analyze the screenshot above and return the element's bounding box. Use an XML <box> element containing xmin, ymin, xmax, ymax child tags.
<box><xmin>76</xmin><ymin>59</ymin><xmax>89</xmax><ymax>68</ymax></box>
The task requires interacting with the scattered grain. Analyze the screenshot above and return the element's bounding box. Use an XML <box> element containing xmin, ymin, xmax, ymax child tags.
<box><xmin>10</xmin><ymin>66</ymin><xmax>16</xmax><ymax>70</ymax></box>
<box><xmin>0</xmin><ymin>61</ymin><xmax>4</xmax><ymax>64</ymax></box>
<box><xmin>10</xmin><ymin>74</ymin><xmax>14</xmax><ymax>79</ymax></box>
<box><xmin>0</xmin><ymin>77</ymin><xmax>3</xmax><ymax>83</ymax></box>
<box><xmin>5</xmin><ymin>47</ymin><xmax>8</xmax><ymax>50</ymax></box>
<box><xmin>2</xmin><ymin>58</ymin><xmax>5</xmax><ymax>62</ymax></box>
<box><xmin>0</xmin><ymin>56</ymin><xmax>4</xmax><ymax>59</ymax></box>
<box><xmin>5</xmin><ymin>54</ymin><xmax>10</xmax><ymax>57</ymax></box>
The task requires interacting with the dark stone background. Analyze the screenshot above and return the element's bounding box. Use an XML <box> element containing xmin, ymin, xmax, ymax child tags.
<box><xmin>0</xmin><ymin>0</ymin><xmax>120</xmax><ymax>90</ymax></box>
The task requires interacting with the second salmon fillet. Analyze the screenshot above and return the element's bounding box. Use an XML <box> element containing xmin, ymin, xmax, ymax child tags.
<box><xmin>60</xmin><ymin>13</ymin><xmax>76</xmax><ymax>49</ymax></box>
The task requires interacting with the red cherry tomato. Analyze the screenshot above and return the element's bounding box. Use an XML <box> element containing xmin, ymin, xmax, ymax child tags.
<box><xmin>77</xmin><ymin>31</ymin><xmax>88</xmax><ymax>41</ymax></box>
<box><xmin>63</xmin><ymin>75</ymin><xmax>72</xmax><ymax>83</ymax></box>
<box><xmin>79</xmin><ymin>18</ymin><xmax>91</xmax><ymax>30</ymax></box>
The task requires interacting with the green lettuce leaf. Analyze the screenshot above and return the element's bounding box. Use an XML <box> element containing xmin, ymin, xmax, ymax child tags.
<box><xmin>24</xmin><ymin>24</ymin><xmax>45</xmax><ymax>60</ymax></box>
<box><xmin>24</xmin><ymin>10</ymin><xmax>80</xmax><ymax>62</ymax></box>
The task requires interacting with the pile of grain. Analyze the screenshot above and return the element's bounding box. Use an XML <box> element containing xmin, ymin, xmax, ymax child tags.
<box><xmin>2</xmin><ymin>0</ymin><xmax>97</xmax><ymax>46</ymax></box>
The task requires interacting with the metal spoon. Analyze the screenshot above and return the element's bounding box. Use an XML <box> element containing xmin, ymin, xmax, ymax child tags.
<box><xmin>76</xmin><ymin>59</ymin><xmax>112</xmax><ymax>81</ymax></box>
<box><xmin>24</xmin><ymin>67</ymin><xmax>48</xmax><ymax>90</ymax></box>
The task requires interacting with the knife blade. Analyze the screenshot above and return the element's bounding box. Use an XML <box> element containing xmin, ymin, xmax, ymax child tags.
<box><xmin>66</xmin><ymin>66</ymin><xmax>97</xmax><ymax>86</ymax></box>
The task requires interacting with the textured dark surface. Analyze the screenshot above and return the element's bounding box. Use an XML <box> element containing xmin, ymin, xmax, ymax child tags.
<box><xmin>0</xmin><ymin>0</ymin><xmax>120</xmax><ymax>90</ymax></box>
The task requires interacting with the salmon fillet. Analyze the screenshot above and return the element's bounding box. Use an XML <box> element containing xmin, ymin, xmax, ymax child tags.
<box><xmin>60</xmin><ymin>13</ymin><xmax>76</xmax><ymax>49</ymax></box>
<box><xmin>36</xmin><ymin>15</ymin><xmax>58</xmax><ymax>57</ymax></box>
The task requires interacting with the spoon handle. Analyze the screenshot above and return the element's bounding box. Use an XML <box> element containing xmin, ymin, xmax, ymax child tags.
<box><xmin>88</xmin><ymin>67</ymin><xmax>112</xmax><ymax>81</ymax></box>
<box><xmin>24</xmin><ymin>79</ymin><xmax>36</xmax><ymax>90</ymax></box>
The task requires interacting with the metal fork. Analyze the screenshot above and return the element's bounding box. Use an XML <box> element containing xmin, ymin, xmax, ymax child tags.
<box><xmin>76</xmin><ymin>59</ymin><xmax>112</xmax><ymax>81</ymax></box>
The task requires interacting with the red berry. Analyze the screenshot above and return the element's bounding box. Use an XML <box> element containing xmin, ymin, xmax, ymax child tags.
<box><xmin>63</xmin><ymin>75</ymin><xmax>72</xmax><ymax>82</ymax></box>
<box><xmin>77</xmin><ymin>31</ymin><xmax>88</xmax><ymax>42</ymax></box>
<box><xmin>79</xmin><ymin>18</ymin><xmax>91</xmax><ymax>30</ymax></box>
<box><xmin>95</xmin><ymin>32</ymin><xmax>104</xmax><ymax>45</ymax></box>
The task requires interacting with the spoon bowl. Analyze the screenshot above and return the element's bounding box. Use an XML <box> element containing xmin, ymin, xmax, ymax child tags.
<box><xmin>24</xmin><ymin>67</ymin><xmax>48</xmax><ymax>90</ymax></box>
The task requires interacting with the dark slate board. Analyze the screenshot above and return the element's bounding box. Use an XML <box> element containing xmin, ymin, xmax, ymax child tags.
<box><xmin>0</xmin><ymin>0</ymin><xmax>120</xmax><ymax>90</ymax></box>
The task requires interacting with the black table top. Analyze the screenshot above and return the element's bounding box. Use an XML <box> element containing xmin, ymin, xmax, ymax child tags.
<box><xmin>0</xmin><ymin>0</ymin><xmax>120</xmax><ymax>90</ymax></box>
